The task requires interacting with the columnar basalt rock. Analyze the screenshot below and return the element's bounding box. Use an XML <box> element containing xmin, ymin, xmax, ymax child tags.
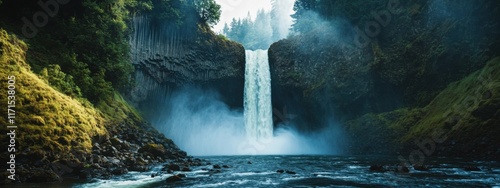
<box><xmin>129</xmin><ymin>16</ymin><xmax>245</xmax><ymax>109</ymax></box>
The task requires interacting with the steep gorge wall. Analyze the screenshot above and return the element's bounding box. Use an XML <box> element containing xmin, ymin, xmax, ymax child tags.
<box><xmin>268</xmin><ymin>0</ymin><xmax>500</xmax><ymax>156</ymax></box>
<box><xmin>129</xmin><ymin>15</ymin><xmax>245</xmax><ymax>110</ymax></box>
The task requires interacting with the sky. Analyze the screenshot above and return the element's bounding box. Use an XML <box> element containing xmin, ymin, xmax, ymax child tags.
<box><xmin>213</xmin><ymin>0</ymin><xmax>273</xmax><ymax>32</ymax></box>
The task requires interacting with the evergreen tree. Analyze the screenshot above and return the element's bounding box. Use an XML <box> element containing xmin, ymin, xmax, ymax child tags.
<box><xmin>190</xmin><ymin>0</ymin><xmax>222</xmax><ymax>26</ymax></box>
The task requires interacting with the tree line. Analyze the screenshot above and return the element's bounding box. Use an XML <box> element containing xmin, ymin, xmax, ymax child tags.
<box><xmin>0</xmin><ymin>0</ymin><xmax>221</xmax><ymax>104</ymax></box>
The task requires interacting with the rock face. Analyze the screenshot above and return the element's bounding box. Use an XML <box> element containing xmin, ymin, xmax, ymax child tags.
<box><xmin>129</xmin><ymin>16</ymin><xmax>245</xmax><ymax>109</ymax></box>
<box><xmin>346</xmin><ymin>57</ymin><xmax>500</xmax><ymax>159</ymax></box>
<box><xmin>269</xmin><ymin>33</ymin><xmax>373</xmax><ymax>128</ymax></box>
<box><xmin>270</xmin><ymin>0</ymin><xmax>499</xmax><ymax>119</ymax></box>
<box><xmin>268</xmin><ymin>0</ymin><xmax>500</xmax><ymax>157</ymax></box>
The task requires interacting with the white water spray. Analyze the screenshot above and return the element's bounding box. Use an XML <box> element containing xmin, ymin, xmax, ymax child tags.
<box><xmin>153</xmin><ymin>52</ymin><xmax>342</xmax><ymax>156</ymax></box>
<box><xmin>244</xmin><ymin>50</ymin><xmax>273</xmax><ymax>142</ymax></box>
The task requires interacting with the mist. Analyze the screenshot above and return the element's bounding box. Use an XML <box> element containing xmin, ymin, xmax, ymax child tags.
<box><xmin>151</xmin><ymin>86</ymin><xmax>344</xmax><ymax>156</ymax></box>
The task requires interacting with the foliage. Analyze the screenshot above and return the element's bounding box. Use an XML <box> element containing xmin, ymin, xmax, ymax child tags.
<box><xmin>291</xmin><ymin>0</ymin><xmax>383</xmax><ymax>33</ymax></box>
<box><xmin>39</xmin><ymin>64</ymin><xmax>82</xmax><ymax>98</ymax></box>
<box><xmin>0</xmin><ymin>0</ymin><xmax>220</xmax><ymax>105</ymax></box>
<box><xmin>291</xmin><ymin>0</ymin><xmax>318</xmax><ymax>33</ymax></box>
<box><xmin>0</xmin><ymin>0</ymin><xmax>140</xmax><ymax>104</ymax></box>
<box><xmin>191</xmin><ymin>0</ymin><xmax>221</xmax><ymax>26</ymax></box>
<box><xmin>0</xmin><ymin>29</ymin><xmax>107</xmax><ymax>156</ymax></box>
<box><xmin>147</xmin><ymin>0</ymin><xmax>184</xmax><ymax>24</ymax></box>
<box><xmin>222</xmin><ymin>1</ymin><xmax>293</xmax><ymax>50</ymax></box>
<box><xmin>404</xmin><ymin>57</ymin><xmax>500</xmax><ymax>141</ymax></box>
<box><xmin>223</xmin><ymin>10</ymin><xmax>273</xmax><ymax>50</ymax></box>
<box><xmin>345</xmin><ymin>57</ymin><xmax>500</xmax><ymax>155</ymax></box>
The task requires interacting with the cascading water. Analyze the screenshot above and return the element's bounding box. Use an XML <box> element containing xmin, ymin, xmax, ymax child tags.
<box><xmin>244</xmin><ymin>50</ymin><xmax>273</xmax><ymax>142</ymax></box>
<box><xmin>153</xmin><ymin>49</ymin><xmax>340</xmax><ymax>155</ymax></box>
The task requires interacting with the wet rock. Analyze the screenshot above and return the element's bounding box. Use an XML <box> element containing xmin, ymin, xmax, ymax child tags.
<box><xmin>110</xmin><ymin>137</ymin><xmax>123</xmax><ymax>148</ymax></box>
<box><xmin>464</xmin><ymin>166</ymin><xmax>481</xmax><ymax>171</ymax></box>
<box><xmin>222</xmin><ymin>165</ymin><xmax>230</xmax><ymax>168</ymax></box>
<box><xmin>181</xmin><ymin>167</ymin><xmax>191</xmax><ymax>172</ymax></box>
<box><xmin>111</xmin><ymin>168</ymin><xmax>128</xmax><ymax>175</ymax></box>
<box><xmin>168</xmin><ymin>164</ymin><xmax>181</xmax><ymax>171</ymax></box>
<box><xmin>138</xmin><ymin>144</ymin><xmax>167</xmax><ymax>158</ymax></box>
<box><xmin>165</xmin><ymin>175</ymin><xmax>183</xmax><ymax>183</ymax></box>
<box><xmin>25</xmin><ymin>169</ymin><xmax>62</xmax><ymax>183</ymax></box>
<box><xmin>109</xmin><ymin>158</ymin><xmax>121</xmax><ymax>164</ymax></box>
<box><xmin>124</xmin><ymin>157</ymin><xmax>136</xmax><ymax>166</ymax></box>
<box><xmin>213</xmin><ymin>164</ymin><xmax>221</xmax><ymax>169</ymax></box>
<box><xmin>369</xmin><ymin>165</ymin><xmax>387</xmax><ymax>172</ymax></box>
<box><xmin>285</xmin><ymin>170</ymin><xmax>296</xmax><ymax>174</ymax></box>
<box><xmin>128</xmin><ymin>165</ymin><xmax>149</xmax><ymax>172</ymax></box>
<box><xmin>209</xmin><ymin>169</ymin><xmax>222</xmax><ymax>174</ymax></box>
<box><xmin>413</xmin><ymin>165</ymin><xmax>430</xmax><ymax>171</ymax></box>
<box><xmin>91</xmin><ymin>163</ymin><xmax>102</xmax><ymax>169</ymax></box>
<box><xmin>103</xmin><ymin>146</ymin><xmax>119</xmax><ymax>157</ymax></box>
<box><xmin>80</xmin><ymin>167</ymin><xmax>109</xmax><ymax>180</ymax></box>
<box><xmin>276</xmin><ymin>169</ymin><xmax>284</xmax><ymax>173</ymax></box>
<box><xmin>110</xmin><ymin>137</ymin><xmax>131</xmax><ymax>151</ymax></box>
<box><xmin>177</xmin><ymin>173</ymin><xmax>186</xmax><ymax>178</ymax></box>
<box><xmin>93</xmin><ymin>143</ymin><xmax>102</xmax><ymax>151</ymax></box>
<box><xmin>247</xmin><ymin>161</ymin><xmax>252</xmax><ymax>164</ymax></box>
<box><xmin>395</xmin><ymin>166</ymin><xmax>409</xmax><ymax>173</ymax></box>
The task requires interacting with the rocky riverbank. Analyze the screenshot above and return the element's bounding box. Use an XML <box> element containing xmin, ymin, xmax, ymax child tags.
<box><xmin>1</xmin><ymin>121</ymin><xmax>189</xmax><ymax>184</ymax></box>
<box><xmin>0</xmin><ymin>29</ymin><xmax>192</xmax><ymax>185</ymax></box>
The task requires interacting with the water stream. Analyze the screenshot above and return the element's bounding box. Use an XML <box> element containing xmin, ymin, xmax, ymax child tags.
<box><xmin>244</xmin><ymin>50</ymin><xmax>273</xmax><ymax>142</ymax></box>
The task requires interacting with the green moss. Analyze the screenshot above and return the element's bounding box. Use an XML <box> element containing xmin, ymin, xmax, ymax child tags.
<box><xmin>345</xmin><ymin>58</ymin><xmax>500</xmax><ymax>154</ymax></box>
<box><xmin>97</xmin><ymin>92</ymin><xmax>143</xmax><ymax>126</ymax></box>
<box><xmin>138</xmin><ymin>143</ymin><xmax>167</xmax><ymax>157</ymax></box>
<box><xmin>303</xmin><ymin>78</ymin><xmax>325</xmax><ymax>97</ymax></box>
<box><xmin>404</xmin><ymin>57</ymin><xmax>500</xmax><ymax>141</ymax></box>
<box><xmin>0</xmin><ymin>29</ymin><xmax>107</xmax><ymax>155</ymax></box>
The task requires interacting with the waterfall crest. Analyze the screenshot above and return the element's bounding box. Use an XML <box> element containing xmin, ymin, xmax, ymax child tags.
<box><xmin>244</xmin><ymin>50</ymin><xmax>273</xmax><ymax>142</ymax></box>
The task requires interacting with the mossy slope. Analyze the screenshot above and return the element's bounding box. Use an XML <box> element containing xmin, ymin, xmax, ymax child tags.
<box><xmin>0</xmin><ymin>29</ymin><xmax>106</xmax><ymax>158</ymax></box>
<box><xmin>346</xmin><ymin>57</ymin><xmax>500</xmax><ymax>158</ymax></box>
<box><xmin>404</xmin><ymin>57</ymin><xmax>500</xmax><ymax>157</ymax></box>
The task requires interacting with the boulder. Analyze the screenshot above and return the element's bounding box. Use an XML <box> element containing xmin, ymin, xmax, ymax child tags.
<box><xmin>168</xmin><ymin>164</ymin><xmax>181</xmax><ymax>171</ymax></box>
<box><xmin>464</xmin><ymin>166</ymin><xmax>481</xmax><ymax>171</ymax></box>
<box><xmin>165</xmin><ymin>175</ymin><xmax>183</xmax><ymax>183</ymax></box>
<box><xmin>128</xmin><ymin>165</ymin><xmax>149</xmax><ymax>172</ymax></box>
<box><xmin>111</xmin><ymin>168</ymin><xmax>128</xmax><ymax>175</ymax></box>
<box><xmin>138</xmin><ymin>144</ymin><xmax>167</xmax><ymax>158</ymax></box>
<box><xmin>177</xmin><ymin>173</ymin><xmax>186</xmax><ymax>178</ymax></box>
<box><xmin>395</xmin><ymin>166</ymin><xmax>409</xmax><ymax>173</ymax></box>
<box><xmin>369</xmin><ymin>165</ymin><xmax>387</xmax><ymax>172</ymax></box>
<box><xmin>25</xmin><ymin>169</ymin><xmax>62</xmax><ymax>183</ymax></box>
<box><xmin>285</xmin><ymin>170</ymin><xmax>296</xmax><ymax>174</ymax></box>
<box><xmin>413</xmin><ymin>165</ymin><xmax>430</xmax><ymax>171</ymax></box>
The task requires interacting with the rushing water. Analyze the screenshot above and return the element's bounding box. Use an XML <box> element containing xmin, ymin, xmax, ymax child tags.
<box><xmin>69</xmin><ymin>155</ymin><xmax>500</xmax><ymax>187</ymax></box>
<box><xmin>244</xmin><ymin>50</ymin><xmax>273</xmax><ymax>142</ymax></box>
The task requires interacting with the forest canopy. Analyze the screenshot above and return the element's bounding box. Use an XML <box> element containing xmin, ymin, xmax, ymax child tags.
<box><xmin>222</xmin><ymin>0</ymin><xmax>293</xmax><ymax>50</ymax></box>
<box><xmin>0</xmin><ymin>0</ymin><xmax>221</xmax><ymax>104</ymax></box>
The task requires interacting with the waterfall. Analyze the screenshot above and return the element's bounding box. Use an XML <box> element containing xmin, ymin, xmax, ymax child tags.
<box><xmin>153</xmin><ymin>49</ymin><xmax>338</xmax><ymax>155</ymax></box>
<box><xmin>244</xmin><ymin>50</ymin><xmax>273</xmax><ymax>142</ymax></box>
